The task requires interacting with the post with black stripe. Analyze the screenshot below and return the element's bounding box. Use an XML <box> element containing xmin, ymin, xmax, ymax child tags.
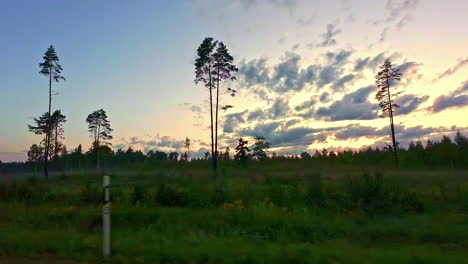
<box><xmin>103</xmin><ymin>175</ymin><xmax>111</xmax><ymax>257</ymax></box>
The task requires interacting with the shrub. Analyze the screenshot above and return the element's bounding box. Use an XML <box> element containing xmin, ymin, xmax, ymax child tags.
<box><xmin>79</xmin><ymin>183</ymin><xmax>101</xmax><ymax>204</ymax></box>
<box><xmin>211</xmin><ymin>186</ymin><xmax>228</xmax><ymax>206</ymax></box>
<box><xmin>131</xmin><ymin>186</ymin><xmax>145</xmax><ymax>206</ymax></box>
<box><xmin>269</xmin><ymin>183</ymin><xmax>285</xmax><ymax>206</ymax></box>
<box><xmin>305</xmin><ymin>175</ymin><xmax>326</xmax><ymax>208</ymax></box>
<box><xmin>155</xmin><ymin>184</ymin><xmax>189</xmax><ymax>207</ymax></box>
<box><xmin>400</xmin><ymin>191</ymin><xmax>425</xmax><ymax>213</ymax></box>
<box><xmin>345</xmin><ymin>172</ymin><xmax>395</xmax><ymax>213</ymax></box>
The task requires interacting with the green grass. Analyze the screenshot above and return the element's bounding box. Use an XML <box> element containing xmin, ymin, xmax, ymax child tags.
<box><xmin>0</xmin><ymin>167</ymin><xmax>467</xmax><ymax>263</ymax></box>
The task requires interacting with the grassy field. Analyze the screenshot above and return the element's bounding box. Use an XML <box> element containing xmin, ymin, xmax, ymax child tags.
<box><xmin>0</xmin><ymin>165</ymin><xmax>467</xmax><ymax>263</ymax></box>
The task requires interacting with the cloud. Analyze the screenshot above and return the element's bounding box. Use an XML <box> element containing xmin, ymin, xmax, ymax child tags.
<box><xmin>320</xmin><ymin>92</ymin><xmax>331</xmax><ymax>103</ymax></box>
<box><xmin>334</xmin><ymin>125</ymin><xmax>388</xmax><ymax>140</ymax></box>
<box><xmin>431</xmin><ymin>81</ymin><xmax>468</xmax><ymax>113</ymax></box>
<box><xmin>240</xmin><ymin>50</ymin><xmax>354</xmax><ymax>94</ymax></box>
<box><xmin>333</xmin><ymin>74</ymin><xmax>356</xmax><ymax>91</ymax></box>
<box><xmin>285</xmin><ymin>119</ymin><xmax>301</xmax><ymax>127</ymax></box>
<box><xmin>190</xmin><ymin>105</ymin><xmax>202</xmax><ymax>112</ymax></box>
<box><xmin>247</xmin><ymin>108</ymin><xmax>266</xmax><ymax>121</ymax></box>
<box><xmin>238</xmin><ymin>121</ymin><xmax>283</xmax><ymax>139</ymax></box>
<box><xmin>326</xmin><ymin>50</ymin><xmax>353</xmax><ymax>65</ymax></box>
<box><xmin>395</xmin><ymin>94</ymin><xmax>429</xmax><ymax>115</ymax></box>
<box><xmin>378</xmin><ymin>27</ymin><xmax>389</xmax><ymax>43</ymax></box>
<box><xmin>395</xmin><ymin>125</ymin><xmax>437</xmax><ymax>140</ymax></box>
<box><xmin>117</xmin><ymin>135</ymin><xmax>188</xmax><ymax>153</ymax></box>
<box><xmin>317</xmin><ymin>23</ymin><xmax>342</xmax><ymax>47</ymax></box>
<box><xmin>397</xmin><ymin>61</ymin><xmax>422</xmax><ymax>85</ymax></box>
<box><xmin>270</xmin><ymin>98</ymin><xmax>291</xmax><ymax>118</ymax></box>
<box><xmin>223</xmin><ymin>111</ymin><xmax>247</xmax><ymax>133</ymax></box>
<box><xmin>239</xmin><ymin>52</ymin><xmax>319</xmax><ymax>93</ymax></box>
<box><xmin>272</xmin><ymin>53</ymin><xmax>301</xmax><ymax>91</ymax></box>
<box><xmin>354</xmin><ymin>52</ymin><xmax>386</xmax><ymax>71</ymax></box>
<box><xmin>396</xmin><ymin>15</ymin><xmax>413</xmax><ymax>31</ymax></box>
<box><xmin>268</xmin><ymin>0</ymin><xmax>298</xmax><ymax>14</ymax></box>
<box><xmin>278</xmin><ymin>36</ymin><xmax>287</xmax><ymax>44</ymax></box>
<box><xmin>314</xmin><ymin>86</ymin><xmax>379</xmax><ymax>121</ymax></box>
<box><xmin>334</xmin><ymin>123</ymin><xmax>441</xmax><ymax>141</ymax></box>
<box><xmin>238</xmin><ymin>122</ymin><xmax>342</xmax><ymax>148</ymax></box>
<box><xmin>237</xmin><ymin>0</ymin><xmax>298</xmax><ymax>14</ymax></box>
<box><xmin>297</xmin><ymin>15</ymin><xmax>315</xmax><ymax>26</ymax></box>
<box><xmin>385</xmin><ymin>0</ymin><xmax>419</xmax><ymax>23</ymax></box>
<box><xmin>433</xmin><ymin>57</ymin><xmax>468</xmax><ymax>82</ymax></box>
<box><xmin>295</xmin><ymin>96</ymin><xmax>317</xmax><ymax>111</ymax></box>
<box><xmin>238</xmin><ymin>57</ymin><xmax>271</xmax><ymax>87</ymax></box>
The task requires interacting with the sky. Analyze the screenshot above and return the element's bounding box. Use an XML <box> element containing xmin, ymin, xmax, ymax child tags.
<box><xmin>0</xmin><ymin>0</ymin><xmax>467</xmax><ymax>162</ymax></box>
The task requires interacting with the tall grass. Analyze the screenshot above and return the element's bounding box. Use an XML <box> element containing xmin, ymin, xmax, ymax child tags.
<box><xmin>0</xmin><ymin>169</ymin><xmax>466</xmax><ymax>263</ymax></box>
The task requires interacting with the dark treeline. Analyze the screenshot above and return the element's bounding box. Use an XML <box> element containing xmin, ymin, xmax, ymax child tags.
<box><xmin>1</xmin><ymin>131</ymin><xmax>467</xmax><ymax>174</ymax></box>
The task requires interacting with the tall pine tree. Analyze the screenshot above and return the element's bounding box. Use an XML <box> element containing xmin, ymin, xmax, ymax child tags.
<box><xmin>375</xmin><ymin>59</ymin><xmax>402</xmax><ymax>167</ymax></box>
<box><xmin>39</xmin><ymin>45</ymin><xmax>65</xmax><ymax>179</ymax></box>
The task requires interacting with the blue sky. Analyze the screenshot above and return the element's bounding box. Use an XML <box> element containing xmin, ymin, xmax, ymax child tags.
<box><xmin>1</xmin><ymin>0</ymin><xmax>467</xmax><ymax>162</ymax></box>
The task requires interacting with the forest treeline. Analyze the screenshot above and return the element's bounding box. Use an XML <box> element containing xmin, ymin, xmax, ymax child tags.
<box><xmin>1</xmin><ymin>131</ymin><xmax>467</xmax><ymax>173</ymax></box>
<box><xmin>3</xmin><ymin>42</ymin><xmax>466</xmax><ymax>177</ymax></box>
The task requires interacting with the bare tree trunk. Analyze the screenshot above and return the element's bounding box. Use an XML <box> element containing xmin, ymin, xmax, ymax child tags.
<box><xmin>208</xmin><ymin>64</ymin><xmax>215</xmax><ymax>170</ymax></box>
<box><xmin>386</xmin><ymin>81</ymin><xmax>399</xmax><ymax>167</ymax></box>
<box><xmin>214</xmin><ymin>68</ymin><xmax>220</xmax><ymax>169</ymax></box>
<box><xmin>96</xmin><ymin>124</ymin><xmax>100</xmax><ymax>171</ymax></box>
<box><xmin>54</xmin><ymin>125</ymin><xmax>59</xmax><ymax>160</ymax></box>
<box><xmin>44</xmin><ymin>67</ymin><xmax>52</xmax><ymax>180</ymax></box>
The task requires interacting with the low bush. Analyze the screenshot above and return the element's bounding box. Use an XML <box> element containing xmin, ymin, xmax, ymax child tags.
<box><xmin>155</xmin><ymin>184</ymin><xmax>189</xmax><ymax>207</ymax></box>
<box><xmin>131</xmin><ymin>186</ymin><xmax>145</xmax><ymax>206</ymax></box>
<box><xmin>79</xmin><ymin>183</ymin><xmax>101</xmax><ymax>204</ymax></box>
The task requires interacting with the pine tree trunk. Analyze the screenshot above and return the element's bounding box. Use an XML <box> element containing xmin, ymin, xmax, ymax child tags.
<box><xmin>96</xmin><ymin>124</ymin><xmax>100</xmax><ymax>171</ymax></box>
<box><xmin>54</xmin><ymin>125</ymin><xmax>58</xmax><ymax>160</ymax></box>
<box><xmin>214</xmin><ymin>68</ymin><xmax>220</xmax><ymax>169</ymax></box>
<box><xmin>44</xmin><ymin>67</ymin><xmax>52</xmax><ymax>180</ymax></box>
<box><xmin>208</xmin><ymin>64</ymin><xmax>215</xmax><ymax>170</ymax></box>
<box><xmin>386</xmin><ymin>80</ymin><xmax>399</xmax><ymax>167</ymax></box>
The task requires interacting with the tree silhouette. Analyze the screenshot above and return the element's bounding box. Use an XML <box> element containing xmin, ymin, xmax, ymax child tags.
<box><xmin>86</xmin><ymin>109</ymin><xmax>113</xmax><ymax>170</ymax></box>
<box><xmin>195</xmin><ymin>38</ymin><xmax>238</xmax><ymax>170</ymax></box>
<box><xmin>39</xmin><ymin>45</ymin><xmax>65</xmax><ymax>179</ymax></box>
<box><xmin>195</xmin><ymin>37</ymin><xmax>217</xmax><ymax>169</ymax></box>
<box><xmin>27</xmin><ymin>112</ymin><xmax>52</xmax><ymax>172</ymax></box>
<box><xmin>212</xmin><ymin>41</ymin><xmax>238</xmax><ymax>167</ymax></box>
<box><xmin>375</xmin><ymin>59</ymin><xmax>402</xmax><ymax>167</ymax></box>
<box><xmin>222</xmin><ymin>146</ymin><xmax>231</xmax><ymax>160</ymax></box>
<box><xmin>185</xmin><ymin>137</ymin><xmax>191</xmax><ymax>161</ymax></box>
<box><xmin>301</xmin><ymin>152</ymin><xmax>311</xmax><ymax>159</ymax></box>
<box><xmin>234</xmin><ymin>138</ymin><xmax>250</xmax><ymax>161</ymax></box>
<box><xmin>168</xmin><ymin>152</ymin><xmax>179</xmax><ymax>161</ymax></box>
<box><xmin>252</xmin><ymin>136</ymin><xmax>271</xmax><ymax>160</ymax></box>
<box><xmin>27</xmin><ymin>144</ymin><xmax>44</xmax><ymax>177</ymax></box>
<box><xmin>50</xmin><ymin>110</ymin><xmax>67</xmax><ymax>160</ymax></box>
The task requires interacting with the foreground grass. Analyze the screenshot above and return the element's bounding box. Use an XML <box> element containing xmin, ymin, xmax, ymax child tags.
<box><xmin>0</xmin><ymin>168</ymin><xmax>467</xmax><ymax>263</ymax></box>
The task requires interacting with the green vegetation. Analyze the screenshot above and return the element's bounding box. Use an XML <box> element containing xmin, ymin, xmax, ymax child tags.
<box><xmin>0</xmin><ymin>166</ymin><xmax>467</xmax><ymax>263</ymax></box>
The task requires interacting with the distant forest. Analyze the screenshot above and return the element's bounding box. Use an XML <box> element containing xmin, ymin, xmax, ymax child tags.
<box><xmin>2</xmin><ymin>42</ymin><xmax>467</xmax><ymax>176</ymax></box>
<box><xmin>1</xmin><ymin>131</ymin><xmax>467</xmax><ymax>173</ymax></box>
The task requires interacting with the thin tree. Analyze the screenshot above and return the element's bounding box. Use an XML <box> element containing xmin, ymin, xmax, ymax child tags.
<box><xmin>212</xmin><ymin>41</ymin><xmax>238</xmax><ymax>167</ymax></box>
<box><xmin>86</xmin><ymin>109</ymin><xmax>113</xmax><ymax>170</ymax></box>
<box><xmin>39</xmin><ymin>45</ymin><xmax>65</xmax><ymax>179</ymax></box>
<box><xmin>195</xmin><ymin>37</ymin><xmax>217</xmax><ymax>169</ymax></box>
<box><xmin>51</xmin><ymin>110</ymin><xmax>67</xmax><ymax>160</ymax></box>
<box><xmin>375</xmin><ymin>59</ymin><xmax>402</xmax><ymax>166</ymax></box>
<box><xmin>184</xmin><ymin>137</ymin><xmax>191</xmax><ymax>161</ymax></box>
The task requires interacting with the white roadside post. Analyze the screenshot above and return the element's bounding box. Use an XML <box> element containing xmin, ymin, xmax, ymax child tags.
<box><xmin>103</xmin><ymin>175</ymin><xmax>111</xmax><ymax>257</ymax></box>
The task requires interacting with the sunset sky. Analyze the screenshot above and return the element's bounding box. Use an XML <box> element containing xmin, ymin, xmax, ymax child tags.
<box><xmin>1</xmin><ymin>0</ymin><xmax>467</xmax><ymax>162</ymax></box>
